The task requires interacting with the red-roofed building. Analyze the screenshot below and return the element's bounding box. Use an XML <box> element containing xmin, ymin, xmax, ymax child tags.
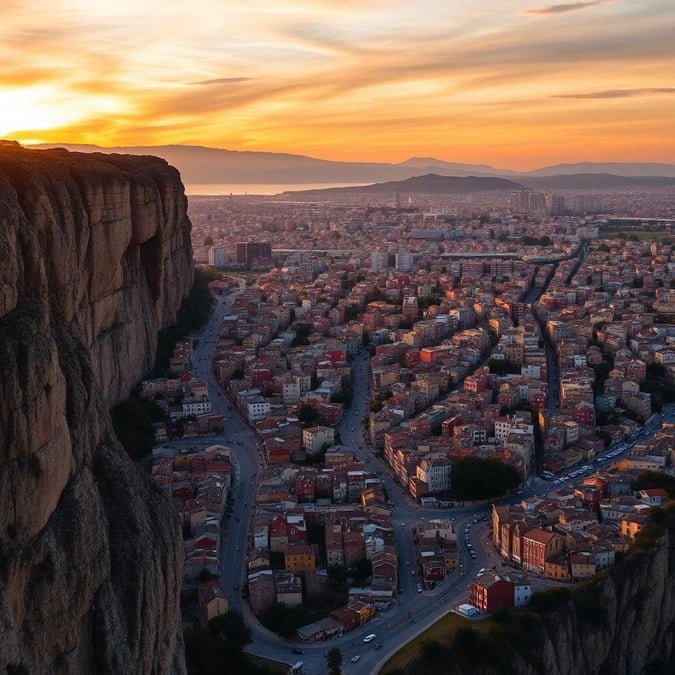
<box><xmin>470</xmin><ymin>573</ymin><xmax>514</xmax><ymax>614</ymax></box>
<box><xmin>639</xmin><ymin>488</ymin><xmax>668</xmax><ymax>506</ymax></box>
<box><xmin>521</xmin><ymin>528</ymin><xmax>565</xmax><ymax>575</ymax></box>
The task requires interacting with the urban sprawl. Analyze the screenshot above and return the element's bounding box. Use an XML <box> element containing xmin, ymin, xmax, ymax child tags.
<box><xmin>145</xmin><ymin>185</ymin><xmax>674</xmax><ymax>669</ymax></box>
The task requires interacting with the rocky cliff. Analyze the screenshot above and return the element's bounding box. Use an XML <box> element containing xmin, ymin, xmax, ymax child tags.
<box><xmin>0</xmin><ymin>142</ymin><xmax>192</xmax><ymax>674</ymax></box>
<box><xmin>389</xmin><ymin>509</ymin><xmax>675</xmax><ymax>675</ymax></box>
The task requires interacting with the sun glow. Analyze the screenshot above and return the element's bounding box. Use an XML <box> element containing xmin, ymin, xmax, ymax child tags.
<box><xmin>1</xmin><ymin>0</ymin><xmax>674</xmax><ymax>167</ymax></box>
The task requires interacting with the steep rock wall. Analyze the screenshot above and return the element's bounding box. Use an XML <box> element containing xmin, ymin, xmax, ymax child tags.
<box><xmin>0</xmin><ymin>142</ymin><xmax>192</xmax><ymax>674</ymax></box>
<box><xmin>391</xmin><ymin>513</ymin><xmax>675</xmax><ymax>675</ymax></box>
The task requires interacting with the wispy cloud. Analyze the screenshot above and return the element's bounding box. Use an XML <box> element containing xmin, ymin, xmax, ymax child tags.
<box><xmin>190</xmin><ymin>77</ymin><xmax>252</xmax><ymax>85</ymax></box>
<box><xmin>527</xmin><ymin>1</ymin><xmax>613</xmax><ymax>16</ymax></box>
<box><xmin>3</xmin><ymin>0</ymin><xmax>675</xmax><ymax>168</ymax></box>
<box><xmin>555</xmin><ymin>87</ymin><xmax>675</xmax><ymax>99</ymax></box>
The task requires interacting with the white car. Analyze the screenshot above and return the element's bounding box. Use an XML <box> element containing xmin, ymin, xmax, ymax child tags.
<box><xmin>351</xmin><ymin>655</ymin><xmax>361</xmax><ymax>663</ymax></box>
<box><xmin>363</xmin><ymin>634</ymin><xmax>376</xmax><ymax>643</ymax></box>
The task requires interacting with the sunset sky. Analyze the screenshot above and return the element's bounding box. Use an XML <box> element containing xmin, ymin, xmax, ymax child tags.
<box><xmin>2</xmin><ymin>0</ymin><xmax>674</xmax><ymax>169</ymax></box>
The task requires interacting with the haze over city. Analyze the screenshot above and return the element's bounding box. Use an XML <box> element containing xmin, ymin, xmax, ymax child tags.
<box><xmin>3</xmin><ymin>2</ymin><xmax>675</xmax><ymax>675</ymax></box>
<box><xmin>3</xmin><ymin>0</ymin><xmax>675</xmax><ymax>168</ymax></box>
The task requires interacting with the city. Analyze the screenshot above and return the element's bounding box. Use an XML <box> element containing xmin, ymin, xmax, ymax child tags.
<box><xmin>143</xmin><ymin>185</ymin><xmax>675</xmax><ymax>674</ymax></box>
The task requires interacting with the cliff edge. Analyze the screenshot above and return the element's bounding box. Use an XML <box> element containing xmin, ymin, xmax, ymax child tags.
<box><xmin>386</xmin><ymin>507</ymin><xmax>675</xmax><ymax>675</ymax></box>
<box><xmin>0</xmin><ymin>142</ymin><xmax>192</xmax><ymax>674</ymax></box>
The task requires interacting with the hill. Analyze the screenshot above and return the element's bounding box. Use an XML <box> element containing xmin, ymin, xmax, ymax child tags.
<box><xmin>520</xmin><ymin>173</ymin><xmax>675</xmax><ymax>189</ymax></box>
<box><xmin>29</xmin><ymin>144</ymin><xmax>675</xmax><ymax>184</ymax></box>
<box><xmin>284</xmin><ymin>173</ymin><xmax>524</xmax><ymax>196</ymax></box>
<box><xmin>527</xmin><ymin>161</ymin><xmax>675</xmax><ymax>178</ymax></box>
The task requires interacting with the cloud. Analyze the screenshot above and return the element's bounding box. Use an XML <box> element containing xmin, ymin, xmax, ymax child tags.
<box><xmin>555</xmin><ymin>87</ymin><xmax>675</xmax><ymax>99</ymax></box>
<box><xmin>527</xmin><ymin>1</ymin><xmax>613</xmax><ymax>16</ymax></box>
<box><xmin>190</xmin><ymin>77</ymin><xmax>253</xmax><ymax>85</ymax></box>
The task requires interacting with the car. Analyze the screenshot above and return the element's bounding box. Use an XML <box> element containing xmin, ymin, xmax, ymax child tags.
<box><xmin>416</xmin><ymin>583</ymin><xmax>422</xmax><ymax>593</ymax></box>
<box><xmin>411</xmin><ymin>570</ymin><xmax>416</xmax><ymax>576</ymax></box>
<box><xmin>351</xmin><ymin>655</ymin><xmax>361</xmax><ymax>663</ymax></box>
<box><xmin>467</xmin><ymin>543</ymin><xmax>473</xmax><ymax>549</ymax></box>
<box><xmin>292</xmin><ymin>648</ymin><xmax>304</xmax><ymax>655</ymax></box>
<box><xmin>374</xmin><ymin>643</ymin><xmax>384</xmax><ymax>650</ymax></box>
<box><xmin>363</xmin><ymin>634</ymin><xmax>376</xmax><ymax>643</ymax></box>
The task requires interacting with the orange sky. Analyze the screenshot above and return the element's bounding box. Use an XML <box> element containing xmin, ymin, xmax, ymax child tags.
<box><xmin>2</xmin><ymin>0</ymin><xmax>675</xmax><ymax>169</ymax></box>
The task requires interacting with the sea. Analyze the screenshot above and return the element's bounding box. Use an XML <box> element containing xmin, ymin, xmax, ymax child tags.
<box><xmin>184</xmin><ymin>182</ymin><xmax>369</xmax><ymax>196</ymax></box>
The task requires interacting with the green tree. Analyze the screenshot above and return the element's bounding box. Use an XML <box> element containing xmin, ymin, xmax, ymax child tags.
<box><xmin>112</xmin><ymin>395</ymin><xmax>167</xmax><ymax>460</ymax></box>
<box><xmin>451</xmin><ymin>456</ymin><xmax>521</xmax><ymax>500</ymax></box>
<box><xmin>184</xmin><ymin>611</ymin><xmax>252</xmax><ymax>675</ymax></box>
<box><xmin>297</xmin><ymin>404</ymin><xmax>320</xmax><ymax>427</ymax></box>
<box><xmin>327</xmin><ymin>564</ymin><xmax>348</xmax><ymax>586</ymax></box>
<box><xmin>151</xmin><ymin>268</ymin><xmax>215</xmax><ymax>377</ymax></box>
<box><xmin>364</xmin><ymin>287</ymin><xmax>386</xmax><ymax>304</ymax></box>
<box><xmin>487</xmin><ymin>358</ymin><xmax>520</xmax><ymax>376</ymax></box>
<box><xmin>208</xmin><ymin>611</ymin><xmax>251</xmax><ymax>661</ymax></box>
<box><xmin>634</xmin><ymin>471</ymin><xmax>675</xmax><ymax>499</ymax></box>
<box><xmin>291</xmin><ymin>322</ymin><xmax>313</xmax><ymax>346</ymax></box>
<box><xmin>327</xmin><ymin>647</ymin><xmax>343</xmax><ymax>675</ymax></box>
<box><xmin>350</xmin><ymin>557</ymin><xmax>373</xmax><ymax>587</ymax></box>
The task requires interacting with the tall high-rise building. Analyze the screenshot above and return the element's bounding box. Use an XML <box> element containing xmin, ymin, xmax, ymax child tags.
<box><xmin>548</xmin><ymin>194</ymin><xmax>565</xmax><ymax>215</ymax></box>
<box><xmin>511</xmin><ymin>190</ymin><xmax>530</xmax><ymax>214</ymax></box>
<box><xmin>236</xmin><ymin>241</ymin><xmax>272</xmax><ymax>267</ymax></box>
<box><xmin>395</xmin><ymin>251</ymin><xmax>413</xmax><ymax>272</ymax></box>
<box><xmin>528</xmin><ymin>191</ymin><xmax>546</xmax><ymax>214</ymax></box>
<box><xmin>208</xmin><ymin>245</ymin><xmax>228</xmax><ymax>268</ymax></box>
<box><xmin>371</xmin><ymin>251</ymin><xmax>388</xmax><ymax>272</ymax></box>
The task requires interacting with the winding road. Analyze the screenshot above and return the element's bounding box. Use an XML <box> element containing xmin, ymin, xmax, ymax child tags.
<box><xmin>182</xmin><ymin>255</ymin><xmax>670</xmax><ymax>675</ymax></box>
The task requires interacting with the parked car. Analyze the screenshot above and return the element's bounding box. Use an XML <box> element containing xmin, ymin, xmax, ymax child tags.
<box><xmin>351</xmin><ymin>655</ymin><xmax>361</xmax><ymax>663</ymax></box>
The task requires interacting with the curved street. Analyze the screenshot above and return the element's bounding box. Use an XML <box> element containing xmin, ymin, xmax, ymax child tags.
<box><xmin>184</xmin><ymin>270</ymin><xmax>671</xmax><ymax>675</ymax></box>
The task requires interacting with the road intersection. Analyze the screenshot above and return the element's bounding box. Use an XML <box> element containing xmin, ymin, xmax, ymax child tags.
<box><xmin>183</xmin><ymin>285</ymin><xmax>672</xmax><ymax>675</ymax></box>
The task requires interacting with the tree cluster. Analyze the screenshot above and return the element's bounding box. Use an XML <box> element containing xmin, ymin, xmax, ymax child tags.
<box><xmin>184</xmin><ymin>612</ymin><xmax>253</xmax><ymax>675</ymax></box>
<box><xmin>112</xmin><ymin>395</ymin><xmax>167</xmax><ymax>460</ymax></box>
<box><xmin>152</xmin><ymin>268</ymin><xmax>216</xmax><ymax>377</ymax></box>
<box><xmin>451</xmin><ymin>456</ymin><xmax>521</xmax><ymax>500</ymax></box>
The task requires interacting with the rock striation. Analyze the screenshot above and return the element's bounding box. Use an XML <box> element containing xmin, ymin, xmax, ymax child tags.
<box><xmin>391</xmin><ymin>512</ymin><xmax>675</xmax><ymax>675</ymax></box>
<box><xmin>0</xmin><ymin>142</ymin><xmax>192</xmax><ymax>674</ymax></box>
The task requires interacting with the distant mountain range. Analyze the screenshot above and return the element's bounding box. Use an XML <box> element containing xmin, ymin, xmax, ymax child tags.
<box><xmin>519</xmin><ymin>174</ymin><xmax>675</xmax><ymax>190</ymax></box>
<box><xmin>30</xmin><ymin>143</ymin><xmax>675</xmax><ymax>187</ymax></box>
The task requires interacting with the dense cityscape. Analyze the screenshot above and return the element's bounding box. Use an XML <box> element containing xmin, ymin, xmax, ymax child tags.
<box><xmin>141</xmin><ymin>184</ymin><xmax>675</xmax><ymax>674</ymax></box>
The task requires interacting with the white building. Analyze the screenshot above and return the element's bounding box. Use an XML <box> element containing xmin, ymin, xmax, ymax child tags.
<box><xmin>246</xmin><ymin>396</ymin><xmax>271</xmax><ymax>422</ymax></box>
<box><xmin>302</xmin><ymin>426</ymin><xmax>335</xmax><ymax>455</ymax></box>
<box><xmin>181</xmin><ymin>398</ymin><xmax>212</xmax><ymax>417</ymax></box>
<box><xmin>208</xmin><ymin>246</ymin><xmax>228</xmax><ymax>268</ymax></box>
<box><xmin>395</xmin><ymin>251</ymin><xmax>413</xmax><ymax>272</ymax></box>
<box><xmin>282</xmin><ymin>375</ymin><xmax>301</xmax><ymax>404</ymax></box>
<box><xmin>509</xmin><ymin>574</ymin><xmax>532</xmax><ymax>607</ymax></box>
<box><xmin>416</xmin><ymin>458</ymin><xmax>452</xmax><ymax>493</ymax></box>
<box><xmin>494</xmin><ymin>416</ymin><xmax>534</xmax><ymax>442</ymax></box>
<box><xmin>371</xmin><ymin>251</ymin><xmax>388</xmax><ymax>272</ymax></box>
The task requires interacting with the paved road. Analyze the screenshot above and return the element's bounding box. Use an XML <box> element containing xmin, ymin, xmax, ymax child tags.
<box><xmin>181</xmin><ymin>276</ymin><xmax>672</xmax><ymax>675</ymax></box>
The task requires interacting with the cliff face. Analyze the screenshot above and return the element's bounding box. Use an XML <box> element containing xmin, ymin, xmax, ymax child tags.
<box><xmin>508</xmin><ymin>523</ymin><xmax>675</xmax><ymax>675</ymax></box>
<box><xmin>394</xmin><ymin>514</ymin><xmax>675</xmax><ymax>675</ymax></box>
<box><xmin>0</xmin><ymin>142</ymin><xmax>192</xmax><ymax>674</ymax></box>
